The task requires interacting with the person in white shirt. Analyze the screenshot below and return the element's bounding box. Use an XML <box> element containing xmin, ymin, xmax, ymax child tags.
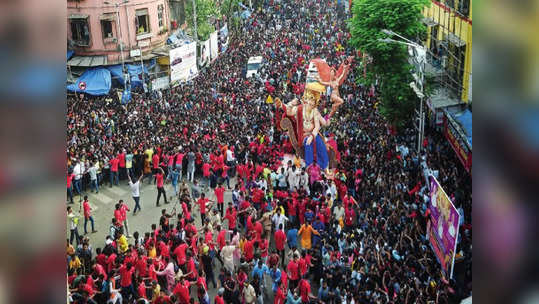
<box><xmin>288</xmin><ymin>166</ymin><xmax>299</xmax><ymax>192</ymax></box>
<box><xmin>67</xmin><ymin>206</ymin><xmax>80</xmax><ymax>245</ymax></box>
<box><xmin>333</xmin><ymin>202</ymin><xmax>345</xmax><ymax>225</ymax></box>
<box><xmin>226</xmin><ymin>148</ymin><xmax>236</xmax><ymax>176</ymax></box>
<box><xmin>272</xmin><ymin>210</ymin><xmax>288</xmax><ymax>230</ymax></box>
<box><xmin>329</xmin><ymin>180</ymin><xmax>337</xmax><ymax>201</ymax></box>
<box><xmin>128</xmin><ymin>173</ymin><xmax>143</xmax><ymax>215</ymax></box>
<box><xmin>298</xmin><ymin>168</ymin><xmax>309</xmax><ymax>194</ymax></box>
<box><xmin>277</xmin><ymin>168</ymin><xmax>287</xmax><ymax>191</ymax></box>
<box><xmin>88</xmin><ymin>161</ymin><xmax>99</xmax><ymax>193</ymax></box>
<box><xmin>72</xmin><ymin>160</ymin><xmax>83</xmax><ymax>196</ymax></box>
<box><xmin>208</xmin><ymin>208</ymin><xmax>222</xmax><ymax>230</ymax></box>
<box><xmin>220</xmin><ymin>241</ymin><xmax>236</xmax><ymax>273</ymax></box>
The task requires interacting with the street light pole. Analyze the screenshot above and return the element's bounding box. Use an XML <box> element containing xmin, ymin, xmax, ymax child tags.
<box><xmin>192</xmin><ymin>0</ymin><xmax>198</xmax><ymax>41</ymax></box>
<box><xmin>116</xmin><ymin>9</ymin><xmax>126</xmax><ymax>83</ymax></box>
<box><xmin>379</xmin><ymin>31</ymin><xmax>426</xmax><ymax>154</ymax></box>
<box><xmin>138</xmin><ymin>48</ymin><xmax>147</xmax><ymax>93</ymax></box>
<box><xmin>105</xmin><ymin>0</ymin><xmax>129</xmax><ymax>90</ymax></box>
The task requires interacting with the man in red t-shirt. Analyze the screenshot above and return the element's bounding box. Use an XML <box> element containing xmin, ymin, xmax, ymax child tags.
<box><xmin>345</xmin><ymin>206</ymin><xmax>356</xmax><ymax>229</ymax></box>
<box><xmin>243</xmin><ymin>236</ymin><xmax>255</xmax><ymax>262</ymax></box>
<box><xmin>173</xmin><ymin>240</ymin><xmax>189</xmax><ymax>267</ymax></box>
<box><xmin>82</xmin><ymin>195</ymin><xmax>96</xmax><ymax>234</ymax></box>
<box><xmin>173</xmin><ymin>276</ymin><xmax>195</xmax><ymax>304</ymax></box>
<box><xmin>287</xmin><ymin>198</ymin><xmax>297</xmax><ymax>226</ymax></box>
<box><xmin>274</xmin><ymin>223</ymin><xmax>287</xmax><ymax>265</ymax></box>
<box><xmin>154</xmin><ymin>290</ymin><xmax>173</xmax><ymax>304</ymax></box>
<box><xmin>119</xmin><ymin>199</ymin><xmax>131</xmax><ymax>237</ymax></box>
<box><xmin>287</xmin><ymin>254</ymin><xmax>300</xmax><ymax>290</ymax></box>
<box><xmin>67</xmin><ymin>172</ymin><xmax>75</xmax><ymax>204</ymax></box>
<box><xmin>119</xmin><ymin>262</ymin><xmax>136</xmax><ymax>300</ymax></box>
<box><xmin>118</xmin><ymin>150</ymin><xmax>126</xmax><ymax>180</ymax></box>
<box><xmin>298</xmin><ymin>277</ymin><xmax>314</xmax><ymax>303</ymax></box>
<box><xmin>202</xmin><ymin>162</ymin><xmax>211</xmax><ymax>189</ymax></box>
<box><xmin>155</xmin><ymin>167</ymin><xmax>168</xmax><ymax>206</ymax></box>
<box><xmin>214</xmin><ymin>183</ymin><xmax>225</xmax><ymax>216</ymax></box>
<box><xmin>196</xmin><ymin>193</ymin><xmax>214</xmax><ymax>224</ymax></box>
<box><xmin>274</xmin><ymin>281</ymin><xmax>286</xmax><ymax>304</ymax></box>
<box><xmin>216</xmin><ymin>225</ymin><xmax>227</xmax><ymax>252</ymax></box>
<box><xmin>109</xmin><ymin>155</ymin><xmax>120</xmax><ymax>186</ymax></box>
<box><xmin>223</xmin><ymin>203</ymin><xmax>237</xmax><ymax>230</ymax></box>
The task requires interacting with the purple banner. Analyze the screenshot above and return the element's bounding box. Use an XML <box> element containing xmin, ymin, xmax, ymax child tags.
<box><xmin>427</xmin><ymin>176</ymin><xmax>460</xmax><ymax>278</ymax></box>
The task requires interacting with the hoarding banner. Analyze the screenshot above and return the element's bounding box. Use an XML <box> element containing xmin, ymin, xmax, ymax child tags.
<box><xmin>170</xmin><ymin>42</ymin><xmax>198</xmax><ymax>83</ymax></box>
<box><xmin>210</xmin><ymin>31</ymin><xmax>218</xmax><ymax>61</ymax></box>
<box><xmin>151</xmin><ymin>76</ymin><xmax>170</xmax><ymax>91</ymax></box>
<box><xmin>200</xmin><ymin>38</ymin><xmax>211</xmax><ymax>66</ymax></box>
<box><xmin>444</xmin><ymin>115</ymin><xmax>472</xmax><ymax>172</ymax></box>
<box><xmin>427</xmin><ymin>176</ymin><xmax>460</xmax><ymax>279</ymax></box>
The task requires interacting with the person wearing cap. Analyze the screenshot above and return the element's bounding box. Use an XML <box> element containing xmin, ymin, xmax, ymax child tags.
<box><xmin>214</xmin><ymin>288</ymin><xmax>225</xmax><ymax>304</ymax></box>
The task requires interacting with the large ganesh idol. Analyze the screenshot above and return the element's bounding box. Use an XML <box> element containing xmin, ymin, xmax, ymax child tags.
<box><xmin>275</xmin><ymin>82</ymin><xmax>339</xmax><ymax>175</ymax></box>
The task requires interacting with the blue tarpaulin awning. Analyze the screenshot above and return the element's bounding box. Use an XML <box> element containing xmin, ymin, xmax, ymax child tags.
<box><xmin>452</xmin><ymin>109</ymin><xmax>472</xmax><ymax>148</ymax></box>
<box><xmin>66</xmin><ymin>67</ymin><xmax>111</xmax><ymax>95</ymax></box>
<box><xmin>67</xmin><ymin>50</ymin><xmax>75</xmax><ymax>61</ymax></box>
<box><xmin>107</xmin><ymin>61</ymin><xmax>153</xmax><ymax>89</ymax></box>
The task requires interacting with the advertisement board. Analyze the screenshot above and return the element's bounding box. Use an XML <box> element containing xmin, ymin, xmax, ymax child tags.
<box><xmin>169</xmin><ymin>42</ymin><xmax>198</xmax><ymax>83</ymax></box>
<box><xmin>427</xmin><ymin>176</ymin><xmax>460</xmax><ymax>279</ymax></box>
<box><xmin>200</xmin><ymin>38</ymin><xmax>211</xmax><ymax>66</ymax></box>
<box><xmin>444</xmin><ymin>114</ymin><xmax>472</xmax><ymax>172</ymax></box>
<box><xmin>210</xmin><ymin>31</ymin><xmax>218</xmax><ymax>61</ymax></box>
<box><xmin>151</xmin><ymin>76</ymin><xmax>170</xmax><ymax>91</ymax></box>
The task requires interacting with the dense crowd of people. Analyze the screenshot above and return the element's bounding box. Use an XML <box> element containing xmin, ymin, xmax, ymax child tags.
<box><xmin>66</xmin><ymin>0</ymin><xmax>472</xmax><ymax>303</ymax></box>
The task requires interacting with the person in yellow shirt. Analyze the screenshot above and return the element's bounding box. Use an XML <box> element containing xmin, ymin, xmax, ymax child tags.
<box><xmin>297</xmin><ymin>221</ymin><xmax>320</xmax><ymax>250</ymax></box>
<box><xmin>117</xmin><ymin>230</ymin><xmax>129</xmax><ymax>253</ymax></box>
<box><xmin>148</xmin><ymin>244</ymin><xmax>157</xmax><ymax>258</ymax></box>
<box><xmin>69</xmin><ymin>254</ymin><xmax>81</xmax><ymax>271</ymax></box>
<box><xmin>144</xmin><ymin>147</ymin><xmax>154</xmax><ymax>163</ymax></box>
<box><xmin>151</xmin><ymin>280</ymin><xmax>161</xmax><ymax>302</ymax></box>
<box><xmin>67</xmin><ymin>239</ymin><xmax>75</xmax><ymax>256</ymax></box>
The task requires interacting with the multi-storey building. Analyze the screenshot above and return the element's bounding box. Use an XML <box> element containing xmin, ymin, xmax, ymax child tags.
<box><xmin>423</xmin><ymin>0</ymin><xmax>472</xmax><ymax>104</ymax></box>
<box><xmin>67</xmin><ymin>0</ymin><xmax>171</xmax><ymax>67</ymax></box>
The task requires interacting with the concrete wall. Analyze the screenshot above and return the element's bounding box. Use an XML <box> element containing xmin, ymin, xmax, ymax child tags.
<box><xmin>68</xmin><ymin>0</ymin><xmax>170</xmax><ymax>63</ymax></box>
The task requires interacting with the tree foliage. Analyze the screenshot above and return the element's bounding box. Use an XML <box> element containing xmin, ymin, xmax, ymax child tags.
<box><xmin>348</xmin><ymin>0</ymin><xmax>428</xmax><ymax>127</ymax></box>
<box><xmin>220</xmin><ymin>0</ymin><xmax>242</xmax><ymax>34</ymax></box>
<box><xmin>185</xmin><ymin>0</ymin><xmax>219</xmax><ymax>41</ymax></box>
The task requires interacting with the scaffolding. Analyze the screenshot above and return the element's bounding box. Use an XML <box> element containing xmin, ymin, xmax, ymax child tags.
<box><xmin>422</xmin><ymin>0</ymin><xmax>471</xmax><ymax>102</ymax></box>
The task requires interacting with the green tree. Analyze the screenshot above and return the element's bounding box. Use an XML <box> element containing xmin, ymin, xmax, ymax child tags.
<box><xmin>185</xmin><ymin>0</ymin><xmax>219</xmax><ymax>41</ymax></box>
<box><xmin>348</xmin><ymin>0</ymin><xmax>428</xmax><ymax>127</ymax></box>
<box><xmin>220</xmin><ymin>0</ymin><xmax>242</xmax><ymax>34</ymax></box>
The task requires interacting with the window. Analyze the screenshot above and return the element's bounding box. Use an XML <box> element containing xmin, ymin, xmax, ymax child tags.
<box><xmin>158</xmin><ymin>4</ymin><xmax>164</xmax><ymax>28</ymax></box>
<box><xmin>70</xmin><ymin>19</ymin><xmax>90</xmax><ymax>46</ymax></box>
<box><xmin>446</xmin><ymin>41</ymin><xmax>466</xmax><ymax>97</ymax></box>
<box><xmin>135</xmin><ymin>9</ymin><xmax>150</xmax><ymax>34</ymax></box>
<box><xmin>430</xmin><ymin>25</ymin><xmax>440</xmax><ymax>55</ymax></box>
<box><xmin>457</xmin><ymin>0</ymin><xmax>470</xmax><ymax>18</ymax></box>
<box><xmin>101</xmin><ymin>20</ymin><xmax>114</xmax><ymax>39</ymax></box>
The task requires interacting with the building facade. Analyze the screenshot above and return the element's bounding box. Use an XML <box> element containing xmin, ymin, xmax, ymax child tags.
<box><xmin>67</xmin><ymin>0</ymin><xmax>170</xmax><ymax>65</ymax></box>
<box><xmin>423</xmin><ymin>0</ymin><xmax>472</xmax><ymax>103</ymax></box>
